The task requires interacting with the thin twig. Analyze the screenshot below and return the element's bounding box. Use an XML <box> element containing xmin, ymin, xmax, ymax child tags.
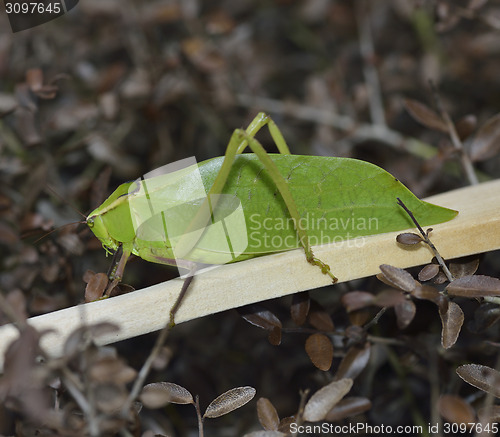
<box><xmin>396</xmin><ymin>198</ymin><xmax>454</xmax><ymax>282</ymax></box>
<box><xmin>357</xmin><ymin>0</ymin><xmax>386</xmax><ymax>127</ymax></box>
<box><xmin>364</xmin><ymin>307</ymin><xmax>387</xmax><ymax>330</ymax></box>
<box><xmin>195</xmin><ymin>395</ymin><xmax>204</xmax><ymax>437</ymax></box>
<box><xmin>121</xmin><ymin>320</ymin><xmax>172</xmax><ymax>418</ymax></box>
<box><xmin>291</xmin><ymin>389</ymin><xmax>310</xmax><ymax>437</ymax></box>
<box><xmin>169</xmin><ymin>270</ymin><xmax>196</xmax><ymax>326</ymax></box>
<box><xmin>429</xmin><ymin>81</ymin><xmax>478</xmax><ymax>185</ymax></box>
<box><xmin>61</xmin><ymin>367</ymin><xmax>100</xmax><ymax>437</ymax></box>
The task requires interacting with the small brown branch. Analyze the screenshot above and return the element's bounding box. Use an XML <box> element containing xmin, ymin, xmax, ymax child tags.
<box><xmin>429</xmin><ymin>81</ymin><xmax>479</xmax><ymax>185</ymax></box>
<box><xmin>396</xmin><ymin>198</ymin><xmax>454</xmax><ymax>282</ymax></box>
<box><xmin>357</xmin><ymin>0</ymin><xmax>386</xmax><ymax>127</ymax></box>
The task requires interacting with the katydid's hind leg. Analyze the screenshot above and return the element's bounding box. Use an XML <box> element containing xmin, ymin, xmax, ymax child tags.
<box><xmin>236</xmin><ymin>130</ymin><xmax>338</xmax><ymax>283</ymax></box>
<box><xmin>212</xmin><ymin>117</ymin><xmax>338</xmax><ymax>282</ymax></box>
<box><xmin>237</xmin><ymin>112</ymin><xmax>291</xmax><ymax>155</ymax></box>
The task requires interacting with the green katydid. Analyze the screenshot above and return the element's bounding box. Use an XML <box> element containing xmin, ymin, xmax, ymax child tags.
<box><xmin>87</xmin><ymin>112</ymin><xmax>457</xmax><ymax>297</ymax></box>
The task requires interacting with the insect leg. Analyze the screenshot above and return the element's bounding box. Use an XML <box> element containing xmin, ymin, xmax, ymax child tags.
<box><xmin>105</xmin><ymin>245</ymin><xmax>132</xmax><ymax>296</ymax></box>
<box><xmin>210</xmin><ymin>127</ymin><xmax>338</xmax><ymax>283</ymax></box>
<box><xmin>237</xmin><ymin>112</ymin><xmax>291</xmax><ymax>155</ymax></box>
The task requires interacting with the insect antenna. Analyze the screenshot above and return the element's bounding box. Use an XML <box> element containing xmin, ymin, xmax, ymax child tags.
<box><xmin>29</xmin><ymin>221</ymin><xmax>86</xmax><ymax>244</ymax></box>
<box><xmin>45</xmin><ymin>184</ymin><xmax>87</xmax><ymax>219</ymax></box>
<box><xmin>22</xmin><ymin>184</ymin><xmax>88</xmax><ymax>244</ymax></box>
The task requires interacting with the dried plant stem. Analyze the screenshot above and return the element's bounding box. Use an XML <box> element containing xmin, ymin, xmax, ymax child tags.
<box><xmin>357</xmin><ymin>0</ymin><xmax>386</xmax><ymax>127</ymax></box>
<box><xmin>396</xmin><ymin>198</ymin><xmax>454</xmax><ymax>282</ymax></box>
<box><xmin>195</xmin><ymin>395</ymin><xmax>204</xmax><ymax>437</ymax></box>
<box><xmin>169</xmin><ymin>273</ymin><xmax>196</xmax><ymax>326</ymax></box>
<box><xmin>430</xmin><ymin>82</ymin><xmax>479</xmax><ymax>185</ymax></box>
<box><xmin>61</xmin><ymin>367</ymin><xmax>100</xmax><ymax>437</ymax></box>
<box><xmin>292</xmin><ymin>389</ymin><xmax>310</xmax><ymax>437</ymax></box>
<box><xmin>121</xmin><ymin>322</ymin><xmax>172</xmax><ymax>418</ymax></box>
<box><xmin>363</xmin><ymin>307</ymin><xmax>387</xmax><ymax>330</ymax></box>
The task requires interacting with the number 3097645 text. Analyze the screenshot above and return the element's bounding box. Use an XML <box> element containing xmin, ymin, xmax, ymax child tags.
<box><xmin>5</xmin><ymin>2</ymin><xmax>61</xmax><ymax>14</ymax></box>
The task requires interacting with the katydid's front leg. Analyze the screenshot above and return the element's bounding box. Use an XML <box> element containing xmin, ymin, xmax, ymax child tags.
<box><xmin>105</xmin><ymin>245</ymin><xmax>132</xmax><ymax>297</ymax></box>
<box><xmin>209</xmin><ymin>114</ymin><xmax>338</xmax><ymax>283</ymax></box>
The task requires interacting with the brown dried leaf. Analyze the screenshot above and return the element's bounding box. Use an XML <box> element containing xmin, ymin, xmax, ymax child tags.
<box><xmin>85</xmin><ymin>272</ymin><xmax>108</xmax><ymax>302</ymax></box>
<box><xmin>89</xmin><ymin>356</ymin><xmax>137</xmax><ymax>384</ymax></box>
<box><xmin>455</xmin><ymin>114</ymin><xmax>477</xmax><ymax>141</ymax></box>
<box><xmin>257</xmin><ymin>398</ymin><xmax>280</xmax><ymax>431</ymax></box>
<box><xmin>94</xmin><ymin>383</ymin><xmax>127</xmax><ymax>413</ymax></box>
<box><xmin>325</xmin><ymin>397</ymin><xmax>372</xmax><ymax>421</ymax></box>
<box><xmin>433</xmin><ymin>271</ymin><xmax>449</xmax><ymax>284</ymax></box>
<box><xmin>396</xmin><ymin>232</ymin><xmax>423</xmax><ymax>245</ymax></box>
<box><xmin>83</xmin><ymin>269</ymin><xmax>96</xmax><ymax>283</ymax></box>
<box><xmin>449</xmin><ymin>256</ymin><xmax>480</xmax><ymax>279</ymax></box>
<box><xmin>341</xmin><ymin>291</ymin><xmax>374</xmax><ymax>312</ymax></box>
<box><xmin>373</xmin><ymin>289</ymin><xmax>406</xmax><ymax>308</ymax></box>
<box><xmin>26</xmin><ymin>68</ymin><xmax>43</xmax><ymax>92</ymax></box>
<box><xmin>446</xmin><ymin>275</ymin><xmax>500</xmax><ymax>297</ymax></box>
<box><xmin>305</xmin><ymin>333</ymin><xmax>333</xmax><ymax>371</ymax></box>
<box><xmin>140</xmin><ymin>382</ymin><xmax>193</xmax><ymax>409</ymax></box>
<box><xmin>291</xmin><ymin>291</ymin><xmax>310</xmax><ymax>326</ymax></box>
<box><xmin>308</xmin><ymin>300</ymin><xmax>334</xmax><ymax>331</ymax></box>
<box><xmin>303</xmin><ymin>378</ymin><xmax>353</xmax><ymax>422</ymax></box>
<box><xmin>335</xmin><ymin>343</ymin><xmax>371</xmax><ymax>380</ymax></box>
<box><xmin>470</xmin><ymin>113</ymin><xmax>500</xmax><ymax>161</ymax></box>
<box><xmin>379</xmin><ymin>264</ymin><xmax>419</xmax><ymax>292</ymax></box>
<box><xmin>239</xmin><ymin>305</ymin><xmax>282</xmax><ymax>332</ymax></box>
<box><xmin>267</xmin><ymin>326</ymin><xmax>282</xmax><ymax>346</ymax></box>
<box><xmin>395</xmin><ymin>299</ymin><xmax>416</xmax><ymax>329</ymax></box>
<box><xmin>348</xmin><ymin>309</ymin><xmax>372</xmax><ymax>327</ymax></box>
<box><xmin>404</xmin><ymin>98</ymin><xmax>448</xmax><ymax>133</ymax></box>
<box><xmin>439</xmin><ymin>301</ymin><xmax>464</xmax><ymax>349</ymax></box>
<box><xmin>438</xmin><ymin>395</ymin><xmax>476</xmax><ymax>425</ymax></box>
<box><xmin>418</xmin><ymin>264</ymin><xmax>440</xmax><ymax>282</ymax></box>
<box><xmin>456</xmin><ymin>364</ymin><xmax>500</xmax><ymax>397</ymax></box>
<box><xmin>278</xmin><ymin>416</ymin><xmax>295</xmax><ymax>434</ymax></box>
<box><xmin>204</xmin><ymin>386</ymin><xmax>256</xmax><ymax>419</ymax></box>
<box><xmin>411</xmin><ymin>284</ymin><xmax>440</xmax><ymax>302</ymax></box>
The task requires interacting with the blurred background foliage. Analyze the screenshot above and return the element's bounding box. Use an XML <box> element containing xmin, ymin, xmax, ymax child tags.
<box><xmin>1</xmin><ymin>0</ymin><xmax>500</xmax><ymax>435</ymax></box>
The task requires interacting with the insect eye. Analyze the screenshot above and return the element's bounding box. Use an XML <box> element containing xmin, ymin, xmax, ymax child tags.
<box><xmin>87</xmin><ymin>217</ymin><xmax>94</xmax><ymax>228</ymax></box>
